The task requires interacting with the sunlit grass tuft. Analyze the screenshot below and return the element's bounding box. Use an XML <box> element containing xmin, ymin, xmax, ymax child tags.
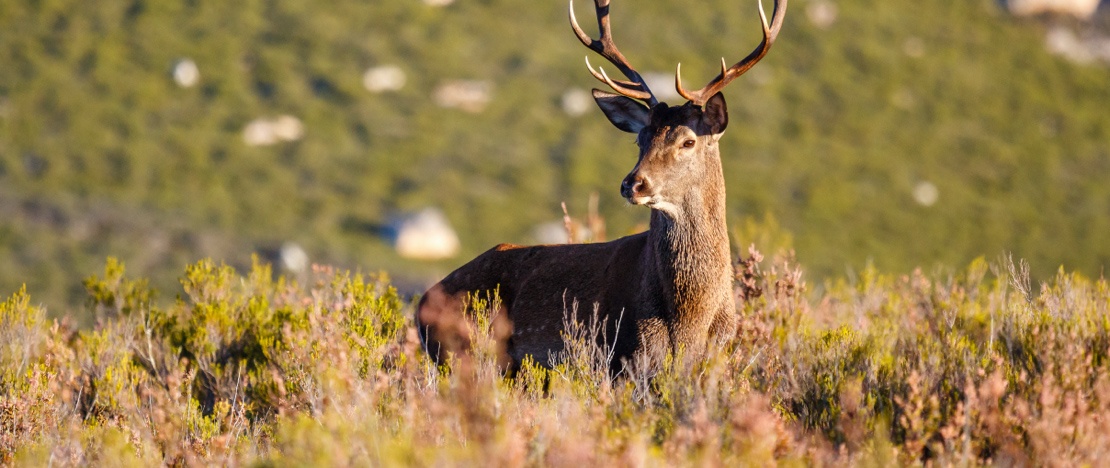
<box><xmin>2</xmin><ymin>251</ymin><xmax>1110</xmax><ymax>465</ymax></box>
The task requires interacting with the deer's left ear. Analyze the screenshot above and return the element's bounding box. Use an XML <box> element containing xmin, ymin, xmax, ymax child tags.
<box><xmin>593</xmin><ymin>89</ymin><xmax>650</xmax><ymax>134</ymax></box>
<box><xmin>701</xmin><ymin>92</ymin><xmax>728</xmax><ymax>138</ymax></box>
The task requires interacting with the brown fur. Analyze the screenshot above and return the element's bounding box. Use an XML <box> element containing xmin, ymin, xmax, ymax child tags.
<box><xmin>416</xmin><ymin>95</ymin><xmax>739</xmax><ymax>374</ymax></box>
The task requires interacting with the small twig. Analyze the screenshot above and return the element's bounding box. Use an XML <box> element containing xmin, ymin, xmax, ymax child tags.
<box><xmin>561</xmin><ymin>201</ymin><xmax>574</xmax><ymax>243</ymax></box>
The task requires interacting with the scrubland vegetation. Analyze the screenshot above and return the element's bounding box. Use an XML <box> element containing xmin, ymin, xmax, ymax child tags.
<box><xmin>3</xmin><ymin>249</ymin><xmax>1110</xmax><ymax>466</ymax></box>
<box><xmin>4</xmin><ymin>1</ymin><xmax>1110</xmax><ymax>463</ymax></box>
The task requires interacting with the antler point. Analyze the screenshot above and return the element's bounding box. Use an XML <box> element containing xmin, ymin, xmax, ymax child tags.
<box><xmin>757</xmin><ymin>0</ymin><xmax>770</xmax><ymax>31</ymax></box>
<box><xmin>597</xmin><ymin>66</ymin><xmax>612</xmax><ymax>82</ymax></box>
<box><xmin>571</xmin><ymin>0</ymin><xmax>659</xmax><ymax>105</ymax></box>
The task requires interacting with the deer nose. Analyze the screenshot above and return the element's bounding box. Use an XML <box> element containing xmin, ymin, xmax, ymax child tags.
<box><xmin>621</xmin><ymin>175</ymin><xmax>649</xmax><ymax>199</ymax></box>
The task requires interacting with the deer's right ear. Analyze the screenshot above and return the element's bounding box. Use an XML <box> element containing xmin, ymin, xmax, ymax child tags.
<box><xmin>592</xmin><ymin>89</ymin><xmax>649</xmax><ymax>134</ymax></box>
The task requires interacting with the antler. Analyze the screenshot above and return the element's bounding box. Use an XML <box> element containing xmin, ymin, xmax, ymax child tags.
<box><xmin>676</xmin><ymin>0</ymin><xmax>787</xmax><ymax>106</ymax></box>
<box><xmin>569</xmin><ymin>0</ymin><xmax>658</xmax><ymax>107</ymax></box>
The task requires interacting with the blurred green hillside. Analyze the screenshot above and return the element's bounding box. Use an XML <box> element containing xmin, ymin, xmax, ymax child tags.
<box><xmin>1</xmin><ymin>0</ymin><xmax>1108</xmax><ymax>317</ymax></box>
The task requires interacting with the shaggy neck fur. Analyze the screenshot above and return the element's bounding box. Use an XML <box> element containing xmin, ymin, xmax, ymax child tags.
<box><xmin>646</xmin><ymin>152</ymin><xmax>733</xmax><ymax>347</ymax></box>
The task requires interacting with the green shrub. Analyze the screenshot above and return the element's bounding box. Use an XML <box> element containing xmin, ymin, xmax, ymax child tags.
<box><xmin>3</xmin><ymin>253</ymin><xmax>1110</xmax><ymax>465</ymax></box>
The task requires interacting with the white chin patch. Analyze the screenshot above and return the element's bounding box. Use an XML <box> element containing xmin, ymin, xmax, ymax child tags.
<box><xmin>631</xmin><ymin>196</ymin><xmax>679</xmax><ymax>216</ymax></box>
<box><xmin>649</xmin><ymin>200</ymin><xmax>680</xmax><ymax>216</ymax></box>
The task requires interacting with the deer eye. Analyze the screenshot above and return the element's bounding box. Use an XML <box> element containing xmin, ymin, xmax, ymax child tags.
<box><xmin>682</xmin><ymin>139</ymin><xmax>696</xmax><ymax>148</ymax></box>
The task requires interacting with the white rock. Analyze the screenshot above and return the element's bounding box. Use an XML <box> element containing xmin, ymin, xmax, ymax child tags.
<box><xmin>279</xmin><ymin>242</ymin><xmax>309</xmax><ymax>274</ymax></box>
<box><xmin>642</xmin><ymin>72</ymin><xmax>681</xmax><ymax>103</ymax></box>
<box><xmin>433</xmin><ymin>80</ymin><xmax>493</xmax><ymax>113</ymax></box>
<box><xmin>561</xmin><ymin>88</ymin><xmax>593</xmax><ymax>117</ymax></box>
<box><xmin>173</xmin><ymin>59</ymin><xmax>200</xmax><ymax>88</ymax></box>
<box><xmin>243</xmin><ymin>118</ymin><xmax>278</xmax><ymax>147</ymax></box>
<box><xmin>1046</xmin><ymin>26</ymin><xmax>1091</xmax><ymax>63</ymax></box>
<box><xmin>363</xmin><ymin>65</ymin><xmax>406</xmax><ymax>93</ymax></box>
<box><xmin>1044</xmin><ymin>26</ymin><xmax>1110</xmax><ymax>65</ymax></box>
<box><xmin>806</xmin><ymin>1</ymin><xmax>838</xmax><ymax>29</ymax></box>
<box><xmin>1008</xmin><ymin>0</ymin><xmax>1101</xmax><ymax>19</ymax></box>
<box><xmin>392</xmin><ymin>208</ymin><xmax>460</xmax><ymax>260</ymax></box>
<box><xmin>243</xmin><ymin>116</ymin><xmax>304</xmax><ymax>146</ymax></box>
<box><xmin>271</xmin><ymin>115</ymin><xmax>304</xmax><ymax>142</ymax></box>
<box><xmin>913</xmin><ymin>181</ymin><xmax>939</xmax><ymax>207</ymax></box>
<box><xmin>532</xmin><ymin>220</ymin><xmax>596</xmax><ymax>244</ymax></box>
<box><xmin>533</xmin><ymin>221</ymin><xmax>571</xmax><ymax>245</ymax></box>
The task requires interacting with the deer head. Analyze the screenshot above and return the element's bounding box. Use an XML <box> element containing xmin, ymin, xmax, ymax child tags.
<box><xmin>597</xmin><ymin>93</ymin><xmax>729</xmax><ymax>216</ymax></box>
<box><xmin>570</xmin><ymin>0</ymin><xmax>786</xmax><ymax>215</ymax></box>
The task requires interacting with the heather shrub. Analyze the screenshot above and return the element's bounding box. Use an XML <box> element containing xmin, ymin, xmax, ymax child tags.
<box><xmin>2</xmin><ymin>253</ymin><xmax>1110</xmax><ymax>465</ymax></box>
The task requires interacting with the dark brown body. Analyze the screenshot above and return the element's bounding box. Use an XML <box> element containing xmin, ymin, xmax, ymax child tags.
<box><xmin>417</xmin><ymin>99</ymin><xmax>738</xmax><ymax>373</ymax></box>
<box><xmin>416</xmin><ymin>0</ymin><xmax>786</xmax><ymax>374</ymax></box>
<box><xmin>418</xmin><ymin>209</ymin><xmax>736</xmax><ymax>372</ymax></box>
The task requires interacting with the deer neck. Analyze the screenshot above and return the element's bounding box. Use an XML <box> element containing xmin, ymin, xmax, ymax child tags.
<box><xmin>646</xmin><ymin>160</ymin><xmax>733</xmax><ymax>331</ymax></box>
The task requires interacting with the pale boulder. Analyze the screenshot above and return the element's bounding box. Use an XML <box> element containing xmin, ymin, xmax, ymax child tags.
<box><xmin>391</xmin><ymin>208</ymin><xmax>460</xmax><ymax>260</ymax></box>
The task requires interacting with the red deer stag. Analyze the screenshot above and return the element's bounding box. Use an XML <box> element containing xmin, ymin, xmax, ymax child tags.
<box><xmin>417</xmin><ymin>0</ymin><xmax>787</xmax><ymax>373</ymax></box>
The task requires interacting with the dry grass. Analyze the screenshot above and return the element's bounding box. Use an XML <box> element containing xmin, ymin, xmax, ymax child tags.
<box><xmin>2</xmin><ymin>251</ymin><xmax>1109</xmax><ymax>466</ymax></box>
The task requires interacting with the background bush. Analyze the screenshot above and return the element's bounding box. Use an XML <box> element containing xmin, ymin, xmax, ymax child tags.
<box><xmin>1</xmin><ymin>0</ymin><xmax>1108</xmax><ymax>318</ymax></box>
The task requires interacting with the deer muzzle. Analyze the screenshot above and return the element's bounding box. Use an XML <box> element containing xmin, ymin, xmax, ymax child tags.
<box><xmin>621</xmin><ymin>174</ymin><xmax>652</xmax><ymax>204</ymax></box>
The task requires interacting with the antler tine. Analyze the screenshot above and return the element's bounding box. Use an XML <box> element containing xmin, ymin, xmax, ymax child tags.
<box><xmin>676</xmin><ymin>0</ymin><xmax>787</xmax><ymax>106</ymax></box>
<box><xmin>569</xmin><ymin>0</ymin><xmax>658</xmax><ymax>107</ymax></box>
